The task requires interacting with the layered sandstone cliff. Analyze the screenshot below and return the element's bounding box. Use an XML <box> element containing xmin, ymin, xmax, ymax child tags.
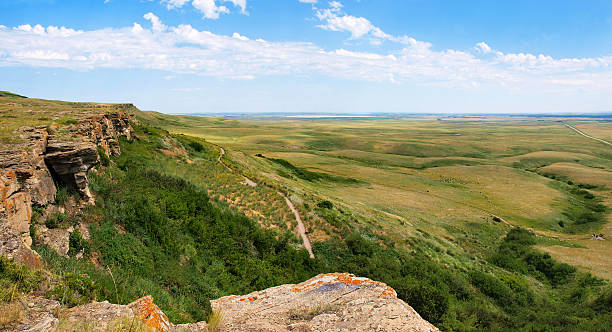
<box><xmin>0</xmin><ymin>110</ymin><xmax>134</xmax><ymax>267</ymax></box>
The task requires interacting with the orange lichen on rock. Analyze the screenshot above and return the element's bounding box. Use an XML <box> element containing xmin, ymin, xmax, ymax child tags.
<box><xmin>288</xmin><ymin>272</ymin><xmax>397</xmax><ymax>298</ymax></box>
<box><xmin>128</xmin><ymin>296</ymin><xmax>171</xmax><ymax>332</ymax></box>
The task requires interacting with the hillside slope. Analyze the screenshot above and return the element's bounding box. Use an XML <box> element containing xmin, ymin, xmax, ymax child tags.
<box><xmin>1</xmin><ymin>93</ymin><xmax>612</xmax><ymax>331</ymax></box>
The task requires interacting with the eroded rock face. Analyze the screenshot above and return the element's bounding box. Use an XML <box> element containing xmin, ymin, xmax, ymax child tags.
<box><xmin>44</xmin><ymin>139</ymin><xmax>99</xmax><ymax>200</ymax></box>
<box><xmin>0</xmin><ymin>111</ymin><xmax>133</xmax><ymax>266</ymax></box>
<box><xmin>0</xmin><ymin>127</ymin><xmax>53</xmax><ymax>267</ymax></box>
<box><xmin>211</xmin><ymin>273</ymin><xmax>439</xmax><ymax>332</ymax></box>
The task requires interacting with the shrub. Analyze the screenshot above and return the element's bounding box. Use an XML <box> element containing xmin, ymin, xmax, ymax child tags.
<box><xmin>97</xmin><ymin>146</ymin><xmax>111</xmax><ymax>167</ymax></box>
<box><xmin>55</xmin><ymin>186</ymin><xmax>70</xmax><ymax>205</ymax></box>
<box><xmin>394</xmin><ymin>278</ymin><xmax>450</xmax><ymax>324</ymax></box>
<box><xmin>68</xmin><ymin>230</ymin><xmax>89</xmax><ymax>257</ymax></box>
<box><xmin>0</xmin><ymin>257</ymin><xmax>45</xmax><ymax>302</ymax></box>
<box><xmin>317</xmin><ymin>200</ymin><xmax>333</xmax><ymax>209</ymax></box>
<box><xmin>470</xmin><ymin>271</ymin><xmax>513</xmax><ymax>307</ymax></box>
<box><xmin>45</xmin><ymin>212</ymin><xmax>66</xmax><ymax>229</ymax></box>
<box><xmin>489</xmin><ymin>228</ymin><xmax>576</xmax><ymax>286</ymax></box>
<box><xmin>46</xmin><ymin>272</ymin><xmax>98</xmax><ymax>307</ymax></box>
<box><xmin>188</xmin><ymin>141</ymin><xmax>204</xmax><ymax>152</ymax></box>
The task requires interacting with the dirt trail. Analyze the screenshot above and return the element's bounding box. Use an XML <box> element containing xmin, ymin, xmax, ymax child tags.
<box><xmin>215</xmin><ymin>145</ymin><xmax>314</xmax><ymax>258</ymax></box>
<box><xmin>279</xmin><ymin>192</ymin><xmax>315</xmax><ymax>258</ymax></box>
<box><xmin>218</xmin><ymin>146</ymin><xmax>257</xmax><ymax>186</ymax></box>
<box><xmin>565</xmin><ymin>123</ymin><xmax>612</xmax><ymax>146</ymax></box>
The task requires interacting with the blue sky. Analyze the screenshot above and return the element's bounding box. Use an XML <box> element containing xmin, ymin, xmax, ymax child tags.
<box><xmin>1</xmin><ymin>0</ymin><xmax>612</xmax><ymax>114</ymax></box>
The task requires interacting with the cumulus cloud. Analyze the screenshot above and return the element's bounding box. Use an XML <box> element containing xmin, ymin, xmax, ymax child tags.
<box><xmin>162</xmin><ymin>0</ymin><xmax>247</xmax><ymax>18</ymax></box>
<box><xmin>192</xmin><ymin>0</ymin><xmax>229</xmax><ymax>19</ymax></box>
<box><xmin>314</xmin><ymin>1</ymin><xmax>396</xmax><ymax>44</ymax></box>
<box><xmin>224</xmin><ymin>0</ymin><xmax>247</xmax><ymax>14</ymax></box>
<box><xmin>162</xmin><ymin>0</ymin><xmax>190</xmax><ymax>9</ymax></box>
<box><xmin>0</xmin><ymin>18</ymin><xmax>611</xmax><ymax>92</ymax></box>
<box><xmin>144</xmin><ymin>12</ymin><xmax>167</xmax><ymax>32</ymax></box>
<box><xmin>475</xmin><ymin>42</ymin><xmax>492</xmax><ymax>54</ymax></box>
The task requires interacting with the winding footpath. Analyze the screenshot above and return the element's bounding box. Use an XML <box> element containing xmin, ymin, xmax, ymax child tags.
<box><xmin>565</xmin><ymin>123</ymin><xmax>612</xmax><ymax>146</ymax></box>
<box><xmin>279</xmin><ymin>191</ymin><xmax>315</xmax><ymax>258</ymax></box>
<box><xmin>216</xmin><ymin>145</ymin><xmax>315</xmax><ymax>258</ymax></box>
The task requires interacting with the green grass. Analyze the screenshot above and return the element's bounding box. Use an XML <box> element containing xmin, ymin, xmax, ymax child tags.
<box><xmin>4</xmin><ymin>94</ymin><xmax>612</xmax><ymax>330</ymax></box>
<box><xmin>0</xmin><ymin>91</ymin><xmax>26</xmax><ymax>98</ymax></box>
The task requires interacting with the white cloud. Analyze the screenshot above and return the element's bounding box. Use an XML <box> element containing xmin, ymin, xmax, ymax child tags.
<box><xmin>475</xmin><ymin>42</ymin><xmax>492</xmax><ymax>54</ymax></box>
<box><xmin>143</xmin><ymin>12</ymin><xmax>167</xmax><ymax>32</ymax></box>
<box><xmin>299</xmin><ymin>0</ymin><xmax>317</xmax><ymax>3</ymax></box>
<box><xmin>162</xmin><ymin>0</ymin><xmax>190</xmax><ymax>9</ymax></box>
<box><xmin>162</xmin><ymin>0</ymin><xmax>247</xmax><ymax>18</ymax></box>
<box><xmin>132</xmin><ymin>23</ymin><xmax>144</xmax><ymax>33</ymax></box>
<box><xmin>314</xmin><ymin>2</ymin><xmax>394</xmax><ymax>43</ymax></box>
<box><xmin>224</xmin><ymin>0</ymin><xmax>247</xmax><ymax>14</ymax></box>
<box><xmin>317</xmin><ymin>10</ymin><xmax>376</xmax><ymax>39</ymax></box>
<box><xmin>192</xmin><ymin>0</ymin><xmax>229</xmax><ymax>19</ymax></box>
<box><xmin>232</xmin><ymin>32</ymin><xmax>249</xmax><ymax>41</ymax></box>
<box><xmin>0</xmin><ymin>18</ymin><xmax>611</xmax><ymax>92</ymax></box>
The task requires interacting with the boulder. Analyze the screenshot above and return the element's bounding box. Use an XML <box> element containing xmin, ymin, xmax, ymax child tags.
<box><xmin>211</xmin><ymin>273</ymin><xmax>439</xmax><ymax>332</ymax></box>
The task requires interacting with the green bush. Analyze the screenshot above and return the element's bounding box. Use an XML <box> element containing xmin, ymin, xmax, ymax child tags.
<box><xmin>46</xmin><ymin>272</ymin><xmax>98</xmax><ymax>307</ymax></box>
<box><xmin>470</xmin><ymin>271</ymin><xmax>513</xmax><ymax>306</ymax></box>
<box><xmin>188</xmin><ymin>141</ymin><xmax>204</xmax><ymax>152</ymax></box>
<box><xmin>393</xmin><ymin>278</ymin><xmax>449</xmax><ymax>324</ymax></box>
<box><xmin>55</xmin><ymin>186</ymin><xmax>70</xmax><ymax>205</ymax></box>
<box><xmin>68</xmin><ymin>230</ymin><xmax>89</xmax><ymax>257</ymax></box>
<box><xmin>97</xmin><ymin>146</ymin><xmax>111</xmax><ymax>167</ymax></box>
<box><xmin>45</xmin><ymin>212</ymin><xmax>63</xmax><ymax>229</ymax></box>
<box><xmin>489</xmin><ymin>228</ymin><xmax>576</xmax><ymax>286</ymax></box>
<box><xmin>317</xmin><ymin>200</ymin><xmax>333</xmax><ymax>209</ymax></box>
<box><xmin>0</xmin><ymin>257</ymin><xmax>45</xmax><ymax>302</ymax></box>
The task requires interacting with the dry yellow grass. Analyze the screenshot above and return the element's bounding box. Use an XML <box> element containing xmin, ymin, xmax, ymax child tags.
<box><xmin>0</xmin><ymin>301</ymin><xmax>24</xmax><ymax>329</ymax></box>
<box><xmin>207</xmin><ymin>309</ymin><xmax>224</xmax><ymax>332</ymax></box>
<box><xmin>52</xmin><ymin>315</ymin><xmax>154</xmax><ymax>332</ymax></box>
<box><xmin>499</xmin><ymin>151</ymin><xmax>593</xmax><ymax>164</ymax></box>
<box><xmin>539</xmin><ymin>163</ymin><xmax>612</xmax><ymax>187</ymax></box>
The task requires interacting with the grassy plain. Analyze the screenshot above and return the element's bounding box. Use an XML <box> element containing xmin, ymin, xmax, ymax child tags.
<box><xmin>4</xmin><ymin>93</ymin><xmax>612</xmax><ymax>329</ymax></box>
<box><xmin>149</xmin><ymin>114</ymin><xmax>612</xmax><ymax>280</ymax></box>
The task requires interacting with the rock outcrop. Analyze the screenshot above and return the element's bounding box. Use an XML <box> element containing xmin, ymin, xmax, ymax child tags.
<box><xmin>44</xmin><ymin>139</ymin><xmax>100</xmax><ymax>201</ymax></box>
<box><xmin>212</xmin><ymin>273</ymin><xmax>438</xmax><ymax>332</ymax></box>
<box><xmin>11</xmin><ymin>274</ymin><xmax>438</xmax><ymax>332</ymax></box>
<box><xmin>12</xmin><ymin>295</ymin><xmax>170</xmax><ymax>332</ymax></box>
<box><xmin>0</xmin><ymin>111</ymin><xmax>134</xmax><ymax>266</ymax></box>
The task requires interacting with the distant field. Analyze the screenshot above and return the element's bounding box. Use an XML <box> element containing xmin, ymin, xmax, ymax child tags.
<box><xmin>147</xmin><ymin>113</ymin><xmax>612</xmax><ymax>280</ymax></box>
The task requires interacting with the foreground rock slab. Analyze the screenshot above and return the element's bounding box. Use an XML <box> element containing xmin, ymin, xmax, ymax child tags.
<box><xmin>211</xmin><ymin>273</ymin><xmax>439</xmax><ymax>332</ymax></box>
<box><xmin>9</xmin><ymin>273</ymin><xmax>437</xmax><ymax>332</ymax></box>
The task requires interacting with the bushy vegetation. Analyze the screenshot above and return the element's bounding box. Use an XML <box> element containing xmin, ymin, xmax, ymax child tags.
<box><xmin>27</xmin><ymin>122</ymin><xmax>612</xmax><ymax>330</ymax></box>
<box><xmin>260</xmin><ymin>155</ymin><xmax>362</xmax><ymax>184</ymax></box>
<box><xmin>0</xmin><ymin>257</ymin><xmax>45</xmax><ymax>303</ymax></box>
<box><xmin>551</xmin><ymin>181</ymin><xmax>608</xmax><ymax>233</ymax></box>
<box><xmin>97</xmin><ymin>146</ymin><xmax>111</xmax><ymax>167</ymax></box>
<box><xmin>45</xmin><ymin>164</ymin><xmax>316</xmax><ymax>322</ymax></box>
<box><xmin>489</xmin><ymin>228</ymin><xmax>576</xmax><ymax>286</ymax></box>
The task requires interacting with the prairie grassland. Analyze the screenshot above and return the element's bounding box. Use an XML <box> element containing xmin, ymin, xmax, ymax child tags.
<box><xmin>0</xmin><ymin>94</ymin><xmax>131</xmax><ymax>145</ymax></box>
<box><xmin>145</xmin><ymin>113</ymin><xmax>612</xmax><ymax>279</ymax></box>
<box><xmin>567</xmin><ymin>120</ymin><xmax>612</xmax><ymax>141</ymax></box>
<box><xmin>536</xmin><ymin>161</ymin><xmax>612</xmax><ymax>279</ymax></box>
